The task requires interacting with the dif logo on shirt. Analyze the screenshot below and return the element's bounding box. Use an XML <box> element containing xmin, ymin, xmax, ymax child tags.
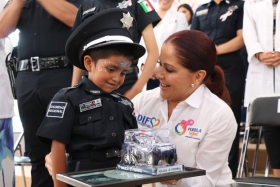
<box><xmin>136</xmin><ymin>114</ymin><xmax>160</xmax><ymax>128</ymax></box>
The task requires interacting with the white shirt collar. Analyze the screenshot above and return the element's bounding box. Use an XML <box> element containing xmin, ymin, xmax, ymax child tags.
<box><xmin>156</xmin><ymin>84</ymin><xmax>205</xmax><ymax>108</ymax></box>
<box><xmin>185</xmin><ymin>84</ymin><xmax>205</xmax><ymax>108</ymax></box>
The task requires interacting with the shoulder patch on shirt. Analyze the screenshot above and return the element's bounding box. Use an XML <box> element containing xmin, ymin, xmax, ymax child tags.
<box><xmin>138</xmin><ymin>0</ymin><xmax>154</xmax><ymax>13</ymax></box>
<box><xmin>46</xmin><ymin>102</ymin><xmax>68</xmax><ymax>118</ymax></box>
<box><xmin>79</xmin><ymin>98</ymin><xmax>102</xmax><ymax>112</ymax></box>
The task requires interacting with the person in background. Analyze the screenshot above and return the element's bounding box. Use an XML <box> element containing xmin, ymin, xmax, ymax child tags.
<box><xmin>243</xmin><ymin>0</ymin><xmax>280</xmax><ymax>177</ymax></box>
<box><xmin>138</xmin><ymin>0</ymin><xmax>188</xmax><ymax>90</ymax></box>
<box><xmin>177</xmin><ymin>3</ymin><xmax>193</xmax><ymax>28</ymax></box>
<box><xmin>71</xmin><ymin>0</ymin><xmax>160</xmax><ymax>100</ymax></box>
<box><xmin>191</xmin><ymin>0</ymin><xmax>246</xmax><ymax>178</ymax></box>
<box><xmin>134</xmin><ymin>30</ymin><xmax>236</xmax><ymax>187</ymax></box>
<box><xmin>0</xmin><ymin>1</ymin><xmax>14</xmax><ymax>186</ymax></box>
<box><xmin>37</xmin><ymin>9</ymin><xmax>145</xmax><ymax>187</ymax></box>
<box><xmin>0</xmin><ymin>0</ymin><xmax>83</xmax><ymax>186</ymax></box>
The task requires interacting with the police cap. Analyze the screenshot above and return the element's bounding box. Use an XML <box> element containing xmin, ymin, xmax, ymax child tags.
<box><xmin>66</xmin><ymin>8</ymin><xmax>146</xmax><ymax>70</ymax></box>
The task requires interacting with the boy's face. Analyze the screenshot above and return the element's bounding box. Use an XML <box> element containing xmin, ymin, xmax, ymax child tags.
<box><xmin>85</xmin><ymin>55</ymin><xmax>132</xmax><ymax>93</ymax></box>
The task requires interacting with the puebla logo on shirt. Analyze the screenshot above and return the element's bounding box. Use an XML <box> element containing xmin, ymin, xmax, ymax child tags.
<box><xmin>175</xmin><ymin>119</ymin><xmax>194</xmax><ymax>135</ymax></box>
<box><xmin>175</xmin><ymin>119</ymin><xmax>203</xmax><ymax>140</ymax></box>
<box><xmin>136</xmin><ymin>114</ymin><xmax>160</xmax><ymax>128</ymax></box>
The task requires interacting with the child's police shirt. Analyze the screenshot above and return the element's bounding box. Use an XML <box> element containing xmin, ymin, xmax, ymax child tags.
<box><xmin>36</xmin><ymin>76</ymin><xmax>138</xmax><ymax>153</ymax></box>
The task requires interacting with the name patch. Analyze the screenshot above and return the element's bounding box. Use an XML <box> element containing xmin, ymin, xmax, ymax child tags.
<box><xmin>196</xmin><ymin>9</ymin><xmax>208</xmax><ymax>16</ymax></box>
<box><xmin>79</xmin><ymin>99</ymin><xmax>102</xmax><ymax>112</ymax></box>
<box><xmin>46</xmin><ymin>102</ymin><xmax>67</xmax><ymax>118</ymax></box>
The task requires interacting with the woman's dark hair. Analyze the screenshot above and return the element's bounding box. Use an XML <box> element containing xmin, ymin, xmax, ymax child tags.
<box><xmin>164</xmin><ymin>30</ymin><xmax>231</xmax><ymax>105</ymax></box>
<box><xmin>85</xmin><ymin>45</ymin><xmax>134</xmax><ymax>65</ymax></box>
<box><xmin>177</xmin><ymin>4</ymin><xmax>194</xmax><ymax>24</ymax></box>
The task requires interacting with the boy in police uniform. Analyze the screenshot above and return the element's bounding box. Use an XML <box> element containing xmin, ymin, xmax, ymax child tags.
<box><xmin>36</xmin><ymin>8</ymin><xmax>145</xmax><ymax>187</ymax></box>
<box><xmin>71</xmin><ymin>0</ymin><xmax>161</xmax><ymax>100</ymax></box>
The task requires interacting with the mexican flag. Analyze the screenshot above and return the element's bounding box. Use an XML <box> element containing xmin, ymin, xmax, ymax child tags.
<box><xmin>138</xmin><ymin>0</ymin><xmax>154</xmax><ymax>13</ymax></box>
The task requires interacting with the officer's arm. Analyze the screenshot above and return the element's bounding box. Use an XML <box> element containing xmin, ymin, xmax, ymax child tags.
<box><xmin>0</xmin><ymin>0</ymin><xmax>24</xmax><ymax>38</ymax></box>
<box><xmin>37</xmin><ymin>0</ymin><xmax>78</xmax><ymax>27</ymax></box>
<box><xmin>124</xmin><ymin>23</ymin><xmax>158</xmax><ymax>100</ymax></box>
<box><xmin>216</xmin><ymin>29</ymin><xmax>244</xmax><ymax>55</ymax></box>
<box><xmin>51</xmin><ymin>140</ymin><xmax>67</xmax><ymax>187</ymax></box>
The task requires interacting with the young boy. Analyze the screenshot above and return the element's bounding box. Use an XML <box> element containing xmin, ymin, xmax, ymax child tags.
<box><xmin>36</xmin><ymin>8</ymin><xmax>145</xmax><ymax>187</ymax></box>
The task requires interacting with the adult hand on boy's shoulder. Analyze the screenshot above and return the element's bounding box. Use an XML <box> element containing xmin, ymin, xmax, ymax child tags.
<box><xmin>45</xmin><ymin>152</ymin><xmax>53</xmax><ymax>177</ymax></box>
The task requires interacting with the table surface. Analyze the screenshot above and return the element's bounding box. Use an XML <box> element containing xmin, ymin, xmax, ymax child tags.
<box><xmin>57</xmin><ymin>166</ymin><xmax>205</xmax><ymax>187</ymax></box>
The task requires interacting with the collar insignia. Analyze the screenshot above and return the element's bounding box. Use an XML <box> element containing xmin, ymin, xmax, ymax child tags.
<box><xmin>117</xmin><ymin>0</ymin><xmax>132</xmax><ymax>9</ymax></box>
<box><xmin>82</xmin><ymin>7</ymin><xmax>96</xmax><ymax>16</ymax></box>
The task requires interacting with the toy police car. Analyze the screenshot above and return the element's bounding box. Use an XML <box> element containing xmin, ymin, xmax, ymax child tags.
<box><xmin>120</xmin><ymin>129</ymin><xmax>177</xmax><ymax>166</ymax></box>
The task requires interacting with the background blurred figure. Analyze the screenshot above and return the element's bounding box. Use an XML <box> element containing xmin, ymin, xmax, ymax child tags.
<box><xmin>139</xmin><ymin>0</ymin><xmax>188</xmax><ymax>90</ymax></box>
<box><xmin>191</xmin><ymin>0</ymin><xmax>246</xmax><ymax>178</ymax></box>
<box><xmin>177</xmin><ymin>3</ymin><xmax>193</xmax><ymax>28</ymax></box>
<box><xmin>0</xmin><ymin>1</ymin><xmax>15</xmax><ymax>186</ymax></box>
<box><xmin>0</xmin><ymin>0</ymin><xmax>83</xmax><ymax>186</ymax></box>
<box><xmin>243</xmin><ymin>0</ymin><xmax>280</xmax><ymax>178</ymax></box>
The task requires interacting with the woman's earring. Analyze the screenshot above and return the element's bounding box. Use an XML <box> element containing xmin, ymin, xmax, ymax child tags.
<box><xmin>191</xmin><ymin>83</ymin><xmax>194</xmax><ymax>88</ymax></box>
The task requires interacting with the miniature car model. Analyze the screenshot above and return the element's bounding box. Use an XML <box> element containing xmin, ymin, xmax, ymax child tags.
<box><xmin>121</xmin><ymin>129</ymin><xmax>177</xmax><ymax>166</ymax></box>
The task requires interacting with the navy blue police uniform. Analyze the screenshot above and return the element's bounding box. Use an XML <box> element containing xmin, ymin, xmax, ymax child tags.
<box><xmin>191</xmin><ymin>0</ymin><xmax>246</xmax><ymax>178</ymax></box>
<box><xmin>9</xmin><ymin>0</ymin><xmax>83</xmax><ymax>186</ymax></box>
<box><xmin>73</xmin><ymin>0</ymin><xmax>160</xmax><ymax>94</ymax></box>
<box><xmin>37</xmin><ymin>77</ymin><xmax>138</xmax><ymax>172</ymax></box>
<box><xmin>37</xmin><ymin>8</ymin><xmax>145</xmax><ymax>177</ymax></box>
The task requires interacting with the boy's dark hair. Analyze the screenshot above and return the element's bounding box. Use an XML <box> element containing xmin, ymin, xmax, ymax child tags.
<box><xmin>84</xmin><ymin>45</ymin><xmax>134</xmax><ymax>65</ymax></box>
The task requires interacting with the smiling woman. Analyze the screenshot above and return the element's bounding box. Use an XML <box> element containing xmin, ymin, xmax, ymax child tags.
<box><xmin>133</xmin><ymin>30</ymin><xmax>237</xmax><ymax>187</ymax></box>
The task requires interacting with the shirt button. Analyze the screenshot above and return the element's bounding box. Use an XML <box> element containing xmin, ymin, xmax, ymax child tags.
<box><xmin>34</xmin><ymin>33</ymin><xmax>37</xmax><ymax>36</ymax></box>
<box><xmin>112</xmin><ymin>132</ymin><xmax>116</xmax><ymax>137</ymax></box>
<box><xmin>107</xmin><ymin>98</ymin><xmax>110</xmax><ymax>101</ymax></box>
<box><xmin>37</xmin><ymin>5</ymin><xmax>40</xmax><ymax>8</ymax></box>
<box><xmin>109</xmin><ymin>116</ymin><xmax>114</xmax><ymax>120</ymax></box>
<box><xmin>88</xmin><ymin>116</ymin><xmax>92</xmax><ymax>121</ymax></box>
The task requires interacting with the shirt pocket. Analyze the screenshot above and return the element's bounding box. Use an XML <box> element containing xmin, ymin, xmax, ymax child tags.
<box><xmin>78</xmin><ymin>110</ymin><xmax>103</xmax><ymax>140</ymax></box>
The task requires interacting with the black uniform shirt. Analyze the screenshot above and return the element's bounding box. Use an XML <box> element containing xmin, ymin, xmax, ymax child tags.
<box><xmin>191</xmin><ymin>0</ymin><xmax>244</xmax><ymax>45</ymax></box>
<box><xmin>16</xmin><ymin>0</ymin><xmax>82</xmax><ymax>60</ymax></box>
<box><xmin>37</xmin><ymin>76</ymin><xmax>138</xmax><ymax>153</ymax></box>
<box><xmin>73</xmin><ymin>0</ymin><xmax>161</xmax><ymax>44</ymax></box>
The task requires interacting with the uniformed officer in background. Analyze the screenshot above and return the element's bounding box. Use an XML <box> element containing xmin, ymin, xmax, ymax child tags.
<box><xmin>191</xmin><ymin>0</ymin><xmax>246</xmax><ymax>178</ymax></box>
<box><xmin>71</xmin><ymin>0</ymin><xmax>161</xmax><ymax>100</ymax></box>
<box><xmin>36</xmin><ymin>8</ymin><xmax>145</xmax><ymax>187</ymax></box>
<box><xmin>0</xmin><ymin>0</ymin><xmax>83</xmax><ymax>186</ymax></box>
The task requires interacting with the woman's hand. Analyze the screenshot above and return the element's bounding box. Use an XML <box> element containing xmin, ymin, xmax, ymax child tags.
<box><xmin>45</xmin><ymin>152</ymin><xmax>53</xmax><ymax>177</ymax></box>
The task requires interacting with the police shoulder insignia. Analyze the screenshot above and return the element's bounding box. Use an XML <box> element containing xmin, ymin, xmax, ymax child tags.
<box><xmin>79</xmin><ymin>98</ymin><xmax>102</xmax><ymax>112</ymax></box>
<box><xmin>138</xmin><ymin>0</ymin><xmax>154</xmax><ymax>13</ymax></box>
<box><xmin>119</xmin><ymin>98</ymin><xmax>133</xmax><ymax>108</ymax></box>
<box><xmin>46</xmin><ymin>101</ymin><xmax>68</xmax><ymax>118</ymax></box>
